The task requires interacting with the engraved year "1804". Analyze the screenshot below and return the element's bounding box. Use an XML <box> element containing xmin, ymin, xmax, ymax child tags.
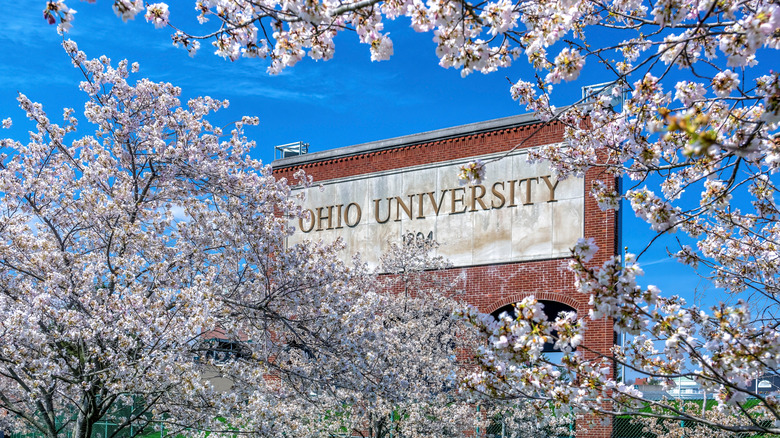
<box><xmin>402</xmin><ymin>231</ymin><xmax>434</xmax><ymax>247</ymax></box>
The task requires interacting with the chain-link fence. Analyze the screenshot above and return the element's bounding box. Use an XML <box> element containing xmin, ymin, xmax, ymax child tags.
<box><xmin>484</xmin><ymin>411</ymin><xmax>576</xmax><ymax>438</ymax></box>
<box><xmin>612</xmin><ymin>415</ymin><xmax>653</xmax><ymax>438</ymax></box>
<box><xmin>6</xmin><ymin>422</ymin><xmax>164</xmax><ymax>438</ymax></box>
<box><xmin>611</xmin><ymin>399</ymin><xmax>780</xmax><ymax>438</ymax></box>
<box><xmin>612</xmin><ymin>415</ymin><xmax>780</xmax><ymax>438</ymax></box>
<box><xmin>4</xmin><ymin>400</ymin><xmax>163</xmax><ymax>438</ymax></box>
<box><xmin>7</xmin><ymin>421</ymin><xmax>163</xmax><ymax>438</ymax></box>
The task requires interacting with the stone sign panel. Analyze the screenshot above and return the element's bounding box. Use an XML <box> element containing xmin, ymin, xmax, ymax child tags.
<box><xmin>287</xmin><ymin>150</ymin><xmax>584</xmax><ymax>268</ymax></box>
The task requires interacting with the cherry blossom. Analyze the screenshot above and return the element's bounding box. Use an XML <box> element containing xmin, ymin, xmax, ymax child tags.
<box><xmin>43</xmin><ymin>1</ymin><xmax>75</xmax><ymax>34</ymax></box>
<box><xmin>711</xmin><ymin>70</ymin><xmax>739</xmax><ymax>98</ymax></box>
<box><xmin>457</xmin><ymin>159</ymin><xmax>486</xmax><ymax>185</ymax></box>
<box><xmin>144</xmin><ymin>3</ymin><xmax>169</xmax><ymax>29</ymax></box>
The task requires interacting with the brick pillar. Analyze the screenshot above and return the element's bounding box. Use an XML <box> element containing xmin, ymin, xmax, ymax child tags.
<box><xmin>577</xmin><ymin>413</ymin><xmax>612</xmax><ymax>438</ymax></box>
<box><xmin>576</xmin><ymin>314</ymin><xmax>615</xmax><ymax>438</ymax></box>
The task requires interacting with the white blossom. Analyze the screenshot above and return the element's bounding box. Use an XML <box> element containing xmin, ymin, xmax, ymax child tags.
<box><xmin>145</xmin><ymin>3</ymin><xmax>170</xmax><ymax>28</ymax></box>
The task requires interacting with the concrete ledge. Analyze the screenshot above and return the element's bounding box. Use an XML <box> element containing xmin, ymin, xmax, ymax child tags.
<box><xmin>271</xmin><ymin>112</ymin><xmax>542</xmax><ymax>168</ymax></box>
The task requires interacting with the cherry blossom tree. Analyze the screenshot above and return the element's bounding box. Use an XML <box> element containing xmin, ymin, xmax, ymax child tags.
<box><xmin>243</xmin><ymin>238</ymin><xmax>576</xmax><ymax>438</ymax></box>
<box><xmin>0</xmin><ymin>40</ymin><xmax>360</xmax><ymax>438</ymax></box>
<box><xmin>35</xmin><ymin>0</ymin><xmax>780</xmax><ymax>433</ymax></box>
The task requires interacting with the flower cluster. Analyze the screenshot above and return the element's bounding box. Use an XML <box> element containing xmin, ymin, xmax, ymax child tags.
<box><xmin>43</xmin><ymin>1</ymin><xmax>75</xmax><ymax>33</ymax></box>
<box><xmin>457</xmin><ymin>159</ymin><xmax>486</xmax><ymax>185</ymax></box>
<box><xmin>144</xmin><ymin>3</ymin><xmax>169</xmax><ymax>28</ymax></box>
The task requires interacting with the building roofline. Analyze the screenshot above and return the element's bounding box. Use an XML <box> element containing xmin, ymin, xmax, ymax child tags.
<box><xmin>271</xmin><ymin>112</ymin><xmax>545</xmax><ymax>168</ymax></box>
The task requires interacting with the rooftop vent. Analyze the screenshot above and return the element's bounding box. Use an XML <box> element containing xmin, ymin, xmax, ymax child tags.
<box><xmin>581</xmin><ymin>81</ymin><xmax>627</xmax><ymax>111</ymax></box>
<box><xmin>274</xmin><ymin>141</ymin><xmax>309</xmax><ymax>160</ymax></box>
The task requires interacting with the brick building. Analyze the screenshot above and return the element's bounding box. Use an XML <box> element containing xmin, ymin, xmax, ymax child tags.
<box><xmin>272</xmin><ymin>114</ymin><xmax>618</xmax><ymax>438</ymax></box>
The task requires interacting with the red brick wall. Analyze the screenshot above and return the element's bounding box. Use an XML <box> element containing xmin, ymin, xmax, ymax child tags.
<box><xmin>273</xmin><ymin>119</ymin><xmax>617</xmax><ymax>438</ymax></box>
<box><xmin>273</xmin><ymin>122</ymin><xmax>568</xmax><ymax>183</ymax></box>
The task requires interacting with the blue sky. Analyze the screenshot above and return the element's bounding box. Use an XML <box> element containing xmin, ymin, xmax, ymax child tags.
<box><xmin>1</xmin><ymin>1</ymin><xmax>534</xmax><ymax>159</ymax></box>
<box><xmin>0</xmin><ymin>2</ymin><xmax>721</xmax><ymax>309</ymax></box>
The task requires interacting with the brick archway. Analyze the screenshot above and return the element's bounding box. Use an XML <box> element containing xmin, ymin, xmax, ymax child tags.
<box><xmin>486</xmin><ymin>292</ymin><xmax>585</xmax><ymax>316</ymax></box>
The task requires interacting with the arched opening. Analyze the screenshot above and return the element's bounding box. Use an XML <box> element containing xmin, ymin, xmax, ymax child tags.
<box><xmin>486</xmin><ymin>300</ymin><xmax>579</xmax><ymax>437</ymax></box>
<box><xmin>491</xmin><ymin>299</ymin><xmax>577</xmax><ymax>353</ymax></box>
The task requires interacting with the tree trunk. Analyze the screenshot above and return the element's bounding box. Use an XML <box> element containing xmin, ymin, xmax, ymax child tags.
<box><xmin>71</xmin><ymin>394</ymin><xmax>99</xmax><ymax>438</ymax></box>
